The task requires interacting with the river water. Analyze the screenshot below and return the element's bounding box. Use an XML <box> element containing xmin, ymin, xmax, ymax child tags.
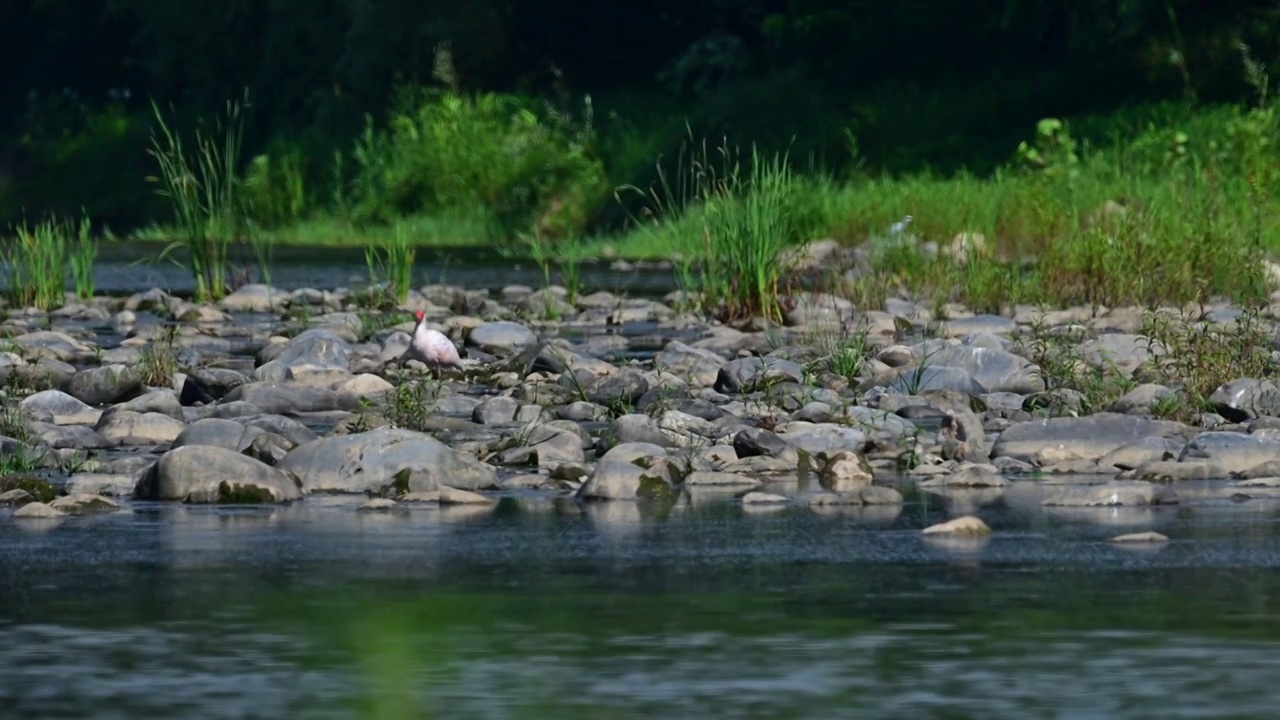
<box><xmin>60</xmin><ymin>243</ymin><xmax>677</xmax><ymax>297</ymax></box>
<box><xmin>3</xmin><ymin>489</ymin><xmax>1280</xmax><ymax>719</ymax></box>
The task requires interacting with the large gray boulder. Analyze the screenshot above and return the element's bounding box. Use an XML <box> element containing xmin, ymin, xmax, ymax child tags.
<box><xmin>991</xmin><ymin>413</ymin><xmax>1189</xmax><ymax>465</ymax></box>
<box><xmin>135</xmin><ymin>445</ymin><xmax>302</xmax><ymax>503</ymax></box>
<box><xmin>255</xmin><ymin>328</ymin><xmax>352</xmax><ymax>383</ymax></box>
<box><xmin>67</xmin><ymin>364</ymin><xmax>142</xmax><ymax>405</ymax></box>
<box><xmin>276</xmin><ymin>427</ymin><xmax>499</xmax><ymax>494</ymax></box>
<box><xmin>915</xmin><ymin>343</ymin><xmax>1044</xmax><ymax>394</ymax></box>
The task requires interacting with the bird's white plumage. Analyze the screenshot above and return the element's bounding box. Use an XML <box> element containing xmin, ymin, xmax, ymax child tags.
<box><xmin>407</xmin><ymin>311</ymin><xmax>463</xmax><ymax>368</ymax></box>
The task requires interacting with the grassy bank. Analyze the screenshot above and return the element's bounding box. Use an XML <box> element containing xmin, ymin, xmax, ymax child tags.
<box><xmin>124</xmin><ymin>96</ymin><xmax>1280</xmax><ymax>317</ymax></box>
<box><xmin>4</xmin><ymin>49</ymin><xmax>1280</xmax><ymax>316</ymax></box>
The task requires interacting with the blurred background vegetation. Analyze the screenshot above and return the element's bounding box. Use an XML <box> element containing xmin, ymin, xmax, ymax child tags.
<box><xmin>2</xmin><ymin>0</ymin><xmax>1279</xmax><ymax>248</ymax></box>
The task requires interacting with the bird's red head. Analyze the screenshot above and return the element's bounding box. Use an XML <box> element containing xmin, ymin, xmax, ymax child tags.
<box><xmin>415</xmin><ymin>310</ymin><xmax>426</xmax><ymax>322</ymax></box>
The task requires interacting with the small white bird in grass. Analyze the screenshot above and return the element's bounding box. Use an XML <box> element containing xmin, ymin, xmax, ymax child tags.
<box><xmin>888</xmin><ymin>215</ymin><xmax>913</xmax><ymax>236</ymax></box>
<box><xmin>406</xmin><ymin>310</ymin><xmax>466</xmax><ymax>372</ymax></box>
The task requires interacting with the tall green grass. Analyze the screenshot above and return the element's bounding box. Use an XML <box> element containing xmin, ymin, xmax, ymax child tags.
<box><xmin>147</xmin><ymin>93</ymin><xmax>251</xmax><ymax>302</ymax></box>
<box><xmin>1</xmin><ymin>215</ymin><xmax>96</xmax><ymax>310</ymax></box>
<box><xmin>363</xmin><ymin>226</ymin><xmax>417</xmax><ymax>306</ymax></box>
<box><xmin>67</xmin><ymin>216</ymin><xmax>98</xmax><ymax>300</ymax></box>
<box><xmin>606</xmin><ymin>80</ymin><xmax>1280</xmax><ymax>313</ymax></box>
<box><xmin>620</xmin><ymin>137</ymin><xmax>825</xmax><ymax>321</ymax></box>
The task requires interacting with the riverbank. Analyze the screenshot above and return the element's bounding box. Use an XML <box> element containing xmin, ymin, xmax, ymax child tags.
<box><xmin>6</xmin><ymin>274</ymin><xmax>1280</xmax><ymax>715</ymax></box>
<box><xmin>50</xmin><ymin>94</ymin><xmax>1263</xmax><ymax>320</ymax></box>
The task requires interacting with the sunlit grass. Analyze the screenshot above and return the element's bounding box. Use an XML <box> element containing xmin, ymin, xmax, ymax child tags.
<box><xmin>147</xmin><ymin>93</ymin><xmax>252</xmax><ymax>302</ymax></box>
<box><xmin>1</xmin><ymin>215</ymin><xmax>95</xmax><ymax>310</ymax></box>
<box><xmin>363</xmin><ymin>225</ymin><xmax>417</xmax><ymax>305</ymax></box>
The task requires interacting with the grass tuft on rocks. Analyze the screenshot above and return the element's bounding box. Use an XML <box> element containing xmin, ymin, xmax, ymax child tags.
<box><xmin>1</xmin><ymin>215</ymin><xmax>96</xmax><ymax>310</ymax></box>
<box><xmin>363</xmin><ymin>225</ymin><xmax>417</xmax><ymax>306</ymax></box>
<box><xmin>147</xmin><ymin>93</ymin><xmax>253</xmax><ymax>302</ymax></box>
<box><xmin>619</xmin><ymin>137</ymin><xmax>823</xmax><ymax>322</ymax></box>
<box><xmin>138</xmin><ymin>327</ymin><xmax>181</xmax><ymax>388</ymax></box>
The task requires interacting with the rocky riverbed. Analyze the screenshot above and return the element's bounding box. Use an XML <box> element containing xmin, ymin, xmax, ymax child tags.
<box><xmin>4</xmin><ymin>278</ymin><xmax>1280</xmax><ymax>542</ymax></box>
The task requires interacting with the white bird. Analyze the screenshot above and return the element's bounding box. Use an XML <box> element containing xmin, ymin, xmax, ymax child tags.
<box><xmin>406</xmin><ymin>310</ymin><xmax>465</xmax><ymax>372</ymax></box>
<box><xmin>888</xmin><ymin>215</ymin><xmax>913</xmax><ymax>235</ymax></box>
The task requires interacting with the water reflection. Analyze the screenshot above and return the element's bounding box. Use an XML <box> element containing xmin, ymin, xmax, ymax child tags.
<box><xmin>3</xmin><ymin>491</ymin><xmax>1280</xmax><ymax>718</ymax></box>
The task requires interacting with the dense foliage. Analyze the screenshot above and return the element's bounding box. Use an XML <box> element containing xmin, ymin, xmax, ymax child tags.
<box><xmin>2</xmin><ymin>1</ymin><xmax>1279</xmax><ymax>238</ymax></box>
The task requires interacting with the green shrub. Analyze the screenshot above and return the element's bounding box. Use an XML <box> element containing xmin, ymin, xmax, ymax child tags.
<box><xmin>243</xmin><ymin>138</ymin><xmax>310</xmax><ymax>228</ymax></box>
<box><xmin>348</xmin><ymin>65</ymin><xmax>607</xmax><ymax>245</ymax></box>
<box><xmin>0</xmin><ymin>94</ymin><xmax>156</xmax><ymax>228</ymax></box>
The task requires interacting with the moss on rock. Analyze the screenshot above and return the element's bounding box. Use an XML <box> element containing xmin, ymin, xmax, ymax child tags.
<box><xmin>0</xmin><ymin>475</ymin><xmax>56</xmax><ymax>503</ymax></box>
<box><xmin>637</xmin><ymin>473</ymin><xmax>676</xmax><ymax>502</ymax></box>
<box><xmin>217</xmin><ymin>481</ymin><xmax>275</xmax><ymax>504</ymax></box>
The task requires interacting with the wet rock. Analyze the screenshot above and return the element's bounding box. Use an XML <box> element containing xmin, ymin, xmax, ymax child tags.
<box><xmin>653</xmin><ymin>342</ymin><xmax>726</xmax><ymax>386</ymax></box>
<box><xmin>19</xmin><ymin>390</ymin><xmax>101</xmax><ymax>425</ymax></box>
<box><xmin>276</xmin><ymin>427</ymin><xmax>498</xmax><ymax>494</ymax></box>
<box><xmin>64</xmin><ymin>473</ymin><xmax>138</xmax><ymax>497</ymax></box>
<box><xmin>11</xmin><ymin>330</ymin><xmax>92</xmax><ymax>362</ymax></box>
<box><xmin>991</xmin><ymin>413</ymin><xmax>1188</xmax><ymax>465</ymax></box>
<box><xmin>1112</xmin><ymin>384</ymin><xmax>1176</xmax><ymax>415</ymax></box>
<box><xmin>733</xmin><ymin>427</ymin><xmax>789</xmax><ymax>458</ymax></box>
<box><xmin>741</xmin><ymin>491</ymin><xmax>788</xmax><ymax>505</ymax></box>
<box><xmin>1079</xmin><ymin>334</ymin><xmax>1152</xmax><ymax>376</ymax></box>
<box><xmin>1209</xmin><ymin>378</ymin><xmax>1280</xmax><ymax>422</ymax></box>
<box><xmin>819</xmin><ymin>450</ymin><xmax>873</xmax><ymax>491</ymax></box>
<box><xmin>68</xmin><ymin>364</ymin><xmax>142</xmax><ymax>406</ymax></box>
<box><xmin>219</xmin><ymin>284</ymin><xmax>286</xmax><ymax>313</ymax></box>
<box><xmin>778</xmin><ymin>423</ymin><xmax>868</xmax><ymax>456</ymax></box>
<box><xmin>576</xmin><ymin>460</ymin><xmax>648</xmax><ymax>500</ymax></box>
<box><xmin>180</xmin><ymin>367</ymin><xmax>249</xmax><ymax>405</ymax></box>
<box><xmin>713</xmin><ymin>357</ymin><xmax>805</xmax><ymax>394</ymax></box>
<box><xmin>468</xmin><ymin>321</ymin><xmax>537</xmax><ymax>355</ymax></box>
<box><xmin>808</xmin><ymin>486</ymin><xmax>904</xmax><ymax>506</ymax></box>
<box><xmin>255</xmin><ymin>328</ymin><xmax>352</xmax><ymax>383</ymax></box>
<box><xmin>0</xmin><ymin>489</ymin><xmax>33</xmax><ymax>506</ymax></box>
<box><xmin>115</xmin><ymin>389</ymin><xmax>185</xmax><ymax>419</ymax></box>
<box><xmin>12</xmin><ymin>502</ymin><xmax>64</xmax><ymax>519</ymax></box>
<box><xmin>438</xmin><ymin>487</ymin><xmax>497</xmax><ymax>505</ymax></box>
<box><xmin>472</xmin><ymin>396</ymin><xmax>519</xmax><ymax>425</ymax></box>
<box><xmin>685</xmin><ymin>471</ymin><xmax>761</xmax><ymax>488</ymax></box>
<box><xmin>1108</xmin><ymin>531</ymin><xmax>1169</xmax><ymax>544</ymax></box>
<box><xmin>583</xmin><ymin>370</ymin><xmax>649</xmax><ymax>407</ymax></box>
<box><xmin>921</xmin><ymin>465</ymin><xmax>1008</xmax><ymax>488</ymax></box>
<box><xmin>136</xmin><ymin>445</ymin><xmax>302</xmax><ymax>503</ymax></box>
<box><xmin>220</xmin><ymin>382</ymin><xmax>364</xmax><ymax>414</ymax></box>
<box><xmin>48</xmin><ymin>493</ymin><xmax>119</xmax><ymax>515</ymax></box>
<box><xmin>95</xmin><ymin>410</ymin><xmax>186</xmax><ymax>445</ymax></box>
<box><xmin>1042</xmin><ymin>482</ymin><xmax>1179</xmax><ymax>507</ymax></box>
<box><xmin>917</xmin><ymin>342</ymin><xmax>1044</xmax><ymax>394</ymax></box>
<box><xmin>608</xmin><ymin>414</ymin><xmax>675</xmax><ymax>448</ymax></box>
<box><xmin>1133</xmin><ymin>460</ymin><xmax>1227</xmax><ymax>481</ymax></box>
<box><xmin>173</xmin><ymin>417</ymin><xmax>282</xmax><ymax>454</ymax></box>
<box><xmin>922</xmin><ymin>515</ymin><xmax>992</xmax><ymax>536</ymax></box>
<box><xmin>1178</xmin><ymin>431</ymin><xmax>1280</xmax><ymax>475</ymax></box>
<box><xmin>1098</xmin><ymin>436</ymin><xmax>1180</xmax><ymax>470</ymax></box>
<box><xmin>886</xmin><ymin>365</ymin><xmax>986</xmax><ymax>395</ymax></box>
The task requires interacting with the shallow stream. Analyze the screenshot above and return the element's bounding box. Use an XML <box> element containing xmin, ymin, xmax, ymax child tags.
<box><xmin>3</xmin><ymin>489</ymin><xmax>1279</xmax><ymax>719</ymax></box>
